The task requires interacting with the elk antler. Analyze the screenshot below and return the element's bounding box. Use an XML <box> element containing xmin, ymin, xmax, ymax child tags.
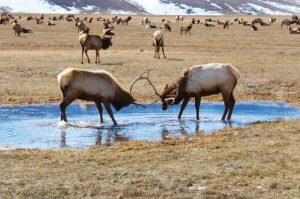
<box><xmin>130</xmin><ymin>69</ymin><xmax>161</xmax><ymax>107</ymax></box>
<box><xmin>130</xmin><ymin>69</ymin><xmax>160</xmax><ymax>97</ymax></box>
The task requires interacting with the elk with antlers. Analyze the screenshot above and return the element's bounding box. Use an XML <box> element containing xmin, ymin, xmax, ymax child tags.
<box><xmin>58</xmin><ymin>68</ymin><xmax>145</xmax><ymax>125</ymax></box>
<box><xmin>131</xmin><ymin>63</ymin><xmax>240</xmax><ymax>121</ymax></box>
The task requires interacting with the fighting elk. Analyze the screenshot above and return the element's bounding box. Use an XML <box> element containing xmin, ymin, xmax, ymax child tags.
<box><xmin>57</xmin><ymin>68</ymin><xmax>144</xmax><ymax>125</ymax></box>
<box><xmin>131</xmin><ymin>64</ymin><xmax>240</xmax><ymax>121</ymax></box>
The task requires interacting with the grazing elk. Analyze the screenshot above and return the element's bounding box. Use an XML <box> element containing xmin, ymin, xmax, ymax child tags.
<box><xmin>252</xmin><ymin>18</ymin><xmax>264</xmax><ymax>25</ymax></box>
<box><xmin>79</xmin><ymin>28</ymin><xmax>113</xmax><ymax>64</ymax></box>
<box><xmin>59</xmin><ymin>15</ymin><xmax>64</xmax><ymax>21</ymax></box>
<box><xmin>57</xmin><ymin>68</ymin><xmax>144</xmax><ymax>125</ymax></box>
<box><xmin>163</xmin><ymin>22</ymin><xmax>171</xmax><ymax>31</ymax></box>
<box><xmin>180</xmin><ymin>24</ymin><xmax>193</xmax><ymax>35</ymax></box>
<box><xmin>152</xmin><ymin>30</ymin><xmax>166</xmax><ymax>59</ymax></box>
<box><xmin>251</xmin><ymin>24</ymin><xmax>258</xmax><ymax>31</ymax></box>
<box><xmin>281</xmin><ymin>19</ymin><xmax>294</xmax><ymax>28</ymax></box>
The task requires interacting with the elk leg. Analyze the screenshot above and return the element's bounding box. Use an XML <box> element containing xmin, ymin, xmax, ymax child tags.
<box><xmin>178</xmin><ymin>97</ymin><xmax>190</xmax><ymax>120</ymax></box>
<box><xmin>60</xmin><ymin>98</ymin><xmax>73</xmax><ymax>122</ymax></box>
<box><xmin>84</xmin><ymin>49</ymin><xmax>90</xmax><ymax>63</ymax></box>
<box><xmin>227</xmin><ymin>94</ymin><xmax>236</xmax><ymax>121</ymax></box>
<box><xmin>221</xmin><ymin>93</ymin><xmax>230</xmax><ymax>121</ymax></box>
<box><xmin>103</xmin><ymin>101</ymin><xmax>117</xmax><ymax>125</ymax></box>
<box><xmin>95</xmin><ymin>49</ymin><xmax>100</xmax><ymax>64</ymax></box>
<box><xmin>195</xmin><ymin>96</ymin><xmax>201</xmax><ymax>120</ymax></box>
<box><xmin>162</xmin><ymin>44</ymin><xmax>166</xmax><ymax>59</ymax></box>
<box><xmin>95</xmin><ymin>100</ymin><xmax>103</xmax><ymax>123</ymax></box>
<box><xmin>81</xmin><ymin>46</ymin><xmax>84</xmax><ymax>64</ymax></box>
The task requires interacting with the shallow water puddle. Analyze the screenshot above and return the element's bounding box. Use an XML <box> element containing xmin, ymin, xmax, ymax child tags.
<box><xmin>0</xmin><ymin>102</ymin><xmax>299</xmax><ymax>149</ymax></box>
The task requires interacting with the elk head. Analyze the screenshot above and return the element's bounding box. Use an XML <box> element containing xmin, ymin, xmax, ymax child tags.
<box><xmin>130</xmin><ymin>69</ymin><xmax>176</xmax><ymax>109</ymax></box>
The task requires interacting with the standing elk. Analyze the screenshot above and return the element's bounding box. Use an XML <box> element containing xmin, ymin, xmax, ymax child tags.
<box><xmin>223</xmin><ymin>20</ymin><xmax>230</xmax><ymax>29</ymax></box>
<box><xmin>131</xmin><ymin>64</ymin><xmax>240</xmax><ymax>121</ymax></box>
<box><xmin>180</xmin><ymin>24</ymin><xmax>193</xmax><ymax>35</ymax></box>
<box><xmin>79</xmin><ymin>28</ymin><xmax>113</xmax><ymax>64</ymax></box>
<box><xmin>12</xmin><ymin>20</ymin><xmax>22</xmax><ymax>36</ymax></box>
<box><xmin>160</xmin><ymin>63</ymin><xmax>240</xmax><ymax>121</ymax></box>
<box><xmin>281</xmin><ymin>19</ymin><xmax>294</xmax><ymax>28</ymax></box>
<box><xmin>57</xmin><ymin>68</ymin><xmax>144</xmax><ymax>125</ymax></box>
<box><xmin>76</xmin><ymin>20</ymin><xmax>87</xmax><ymax>32</ymax></box>
<box><xmin>152</xmin><ymin>30</ymin><xmax>166</xmax><ymax>59</ymax></box>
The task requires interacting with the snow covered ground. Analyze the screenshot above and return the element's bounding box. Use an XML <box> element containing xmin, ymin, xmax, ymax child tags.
<box><xmin>0</xmin><ymin>0</ymin><xmax>299</xmax><ymax>15</ymax></box>
<box><xmin>0</xmin><ymin>0</ymin><xmax>79</xmax><ymax>13</ymax></box>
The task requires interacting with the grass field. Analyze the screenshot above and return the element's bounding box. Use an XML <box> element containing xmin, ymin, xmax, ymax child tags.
<box><xmin>0</xmin><ymin>14</ymin><xmax>300</xmax><ymax>198</ymax></box>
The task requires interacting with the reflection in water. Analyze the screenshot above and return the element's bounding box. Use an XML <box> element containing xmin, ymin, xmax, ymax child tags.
<box><xmin>60</xmin><ymin>127</ymin><xmax>130</xmax><ymax>147</ymax></box>
<box><xmin>0</xmin><ymin>102</ymin><xmax>299</xmax><ymax>149</ymax></box>
<box><xmin>60</xmin><ymin>129</ymin><xmax>66</xmax><ymax>148</ymax></box>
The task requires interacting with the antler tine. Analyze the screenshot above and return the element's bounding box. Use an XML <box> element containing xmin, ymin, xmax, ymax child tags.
<box><xmin>130</xmin><ymin>69</ymin><xmax>160</xmax><ymax>98</ymax></box>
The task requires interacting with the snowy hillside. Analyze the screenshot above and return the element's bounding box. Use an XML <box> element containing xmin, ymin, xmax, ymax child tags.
<box><xmin>0</xmin><ymin>0</ymin><xmax>300</xmax><ymax>15</ymax></box>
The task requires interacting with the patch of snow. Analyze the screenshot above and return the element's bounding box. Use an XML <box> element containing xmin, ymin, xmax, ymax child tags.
<box><xmin>0</xmin><ymin>0</ymin><xmax>79</xmax><ymax>13</ymax></box>
<box><xmin>127</xmin><ymin>0</ymin><xmax>221</xmax><ymax>15</ymax></box>
<box><xmin>247</xmin><ymin>3</ymin><xmax>290</xmax><ymax>15</ymax></box>
<box><xmin>260</xmin><ymin>1</ymin><xmax>300</xmax><ymax>14</ymax></box>
<box><xmin>224</xmin><ymin>3</ymin><xmax>239</xmax><ymax>13</ymax></box>
<box><xmin>211</xmin><ymin>3</ymin><xmax>222</xmax><ymax>10</ymax></box>
<box><xmin>107</xmin><ymin>9</ymin><xmax>137</xmax><ymax>15</ymax></box>
<box><xmin>83</xmin><ymin>5</ymin><xmax>96</xmax><ymax>11</ymax></box>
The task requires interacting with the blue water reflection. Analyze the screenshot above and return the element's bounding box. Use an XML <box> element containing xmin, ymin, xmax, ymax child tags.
<box><xmin>0</xmin><ymin>102</ymin><xmax>299</xmax><ymax>149</ymax></box>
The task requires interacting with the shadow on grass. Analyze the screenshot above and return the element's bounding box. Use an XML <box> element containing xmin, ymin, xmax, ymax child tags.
<box><xmin>166</xmin><ymin>58</ymin><xmax>184</xmax><ymax>61</ymax></box>
<box><xmin>101</xmin><ymin>62</ymin><xmax>124</xmax><ymax>66</ymax></box>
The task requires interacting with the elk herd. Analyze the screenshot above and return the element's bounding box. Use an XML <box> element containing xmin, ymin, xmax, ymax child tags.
<box><xmin>2</xmin><ymin>12</ymin><xmax>300</xmax><ymax>125</ymax></box>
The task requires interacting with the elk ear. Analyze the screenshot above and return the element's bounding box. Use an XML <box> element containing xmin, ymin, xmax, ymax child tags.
<box><xmin>164</xmin><ymin>84</ymin><xmax>168</xmax><ymax>89</ymax></box>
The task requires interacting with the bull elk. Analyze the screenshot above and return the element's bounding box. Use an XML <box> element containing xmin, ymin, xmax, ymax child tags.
<box><xmin>57</xmin><ymin>68</ymin><xmax>145</xmax><ymax>125</ymax></box>
<box><xmin>131</xmin><ymin>64</ymin><xmax>240</xmax><ymax>121</ymax></box>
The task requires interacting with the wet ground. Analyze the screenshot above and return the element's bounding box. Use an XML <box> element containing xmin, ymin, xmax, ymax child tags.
<box><xmin>0</xmin><ymin>102</ymin><xmax>299</xmax><ymax>149</ymax></box>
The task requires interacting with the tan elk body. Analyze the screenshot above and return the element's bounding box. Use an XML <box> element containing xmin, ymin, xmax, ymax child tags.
<box><xmin>57</xmin><ymin>68</ymin><xmax>136</xmax><ymax>125</ymax></box>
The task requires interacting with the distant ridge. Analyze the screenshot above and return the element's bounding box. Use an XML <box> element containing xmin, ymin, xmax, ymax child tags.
<box><xmin>0</xmin><ymin>0</ymin><xmax>299</xmax><ymax>15</ymax></box>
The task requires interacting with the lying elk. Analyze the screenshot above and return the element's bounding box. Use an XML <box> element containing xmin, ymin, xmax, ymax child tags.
<box><xmin>131</xmin><ymin>64</ymin><xmax>240</xmax><ymax>121</ymax></box>
<box><xmin>57</xmin><ymin>68</ymin><xmax>145</xmax><ymax>125</ymax></box>
<box><xmin>152</xmin><ymin>30</ymin><xmax>166</xmax><ymax>59</ymax></box>
<box><xmin>289</xmin><ymin>27</ymin><xmax>300</xmax><ymax>34</ymax></box>
<box><xmin>79</xmin><ymin>28</ymin><xmax>113</xmax><ymax>64</ymax></box>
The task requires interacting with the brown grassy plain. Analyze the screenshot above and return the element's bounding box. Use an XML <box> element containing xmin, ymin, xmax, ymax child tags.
<box><xmin>0</xmin><ymin>14</ymin><xmax>300</xmax><ymax>198</ymax></box>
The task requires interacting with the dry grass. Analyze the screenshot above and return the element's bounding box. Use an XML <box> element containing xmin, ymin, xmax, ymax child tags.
<box><xmin>0</xmin><ymin>14</ymin><xmax>300</xmax><ymax>198</ymax></box>
<box><xmin>0</xmin><ymin>14</ymin><xmax>299</xmax><ymax>105</ymax></box>
<box><xmin>0</xmin><ymin>119</ymin><xmax>299</xmax><ymax>198</ymax></box>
